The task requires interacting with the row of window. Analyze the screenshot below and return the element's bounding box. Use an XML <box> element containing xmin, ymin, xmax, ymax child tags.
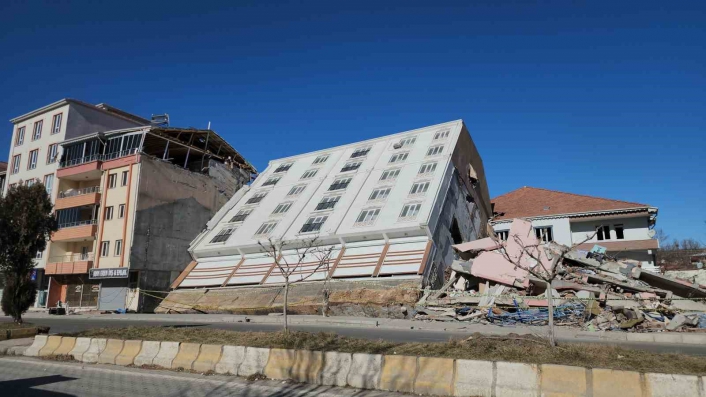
<box><xmin>9</xmin><ymin>143</ymin><xmax>60</xmax><ymax>174</ymax></box>
<box><xmin>104</xmin><ymin>204</ymin><xmax>127</xmax><ymax>220</ymax></box>
<box><xmin>107</xmin><ymin>171</ymin><xmax>129</xmax><ymax>189</ymax></box>
<box><xmin>8</xmin><ymin>174</ymin><xmax>54</xmax><ymax>195</ymax></box>
<box><xmin>496</xmin><ymin>224</ymin><xmax>626</xmax><ymax>243</ymax></box>
<box><xmin>100</xmin><ymin>239</ymin><xmax>123</xmax><ymax>257</ymax></box>
<box><xmin>14</xmin><ymin>113</ymin><xmax>63</xmax><ymax>147</ymax></box>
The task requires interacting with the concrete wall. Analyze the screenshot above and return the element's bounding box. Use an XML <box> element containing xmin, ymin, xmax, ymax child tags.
<box><xmin>571</xmin><ymin>215</ymin><xmax>652</xmax><ymax>243</ymax></box>
<box><xmin>493</xmin><ymin>217</ymin><xmax>573</xmax><ymax>246</ymax></box>
<box><xmin>130</xmin><ymin>155</ymin><xmax>247</xmax><ymax>312</ymax></box>
<box><xmin>65</xmin><ymin>104</ymin><xmax>145</xmax><ymax>140</ymax></box>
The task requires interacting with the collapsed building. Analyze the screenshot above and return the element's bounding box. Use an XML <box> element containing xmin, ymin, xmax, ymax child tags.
<box><xmin>160</xmin><ymin>120</ymin><xmax>492</xmax><ymax>316</ymax></box>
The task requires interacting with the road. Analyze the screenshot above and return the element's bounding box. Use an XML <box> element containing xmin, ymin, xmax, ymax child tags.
<box><xmin>3</xmin><ymin>315</ymin><xmax>705</xmax><ymax>356</ymax></box>
<box><xmin>0</xmin><ymin>356</ymin><xmax>400</xmax><ymax>397</ymax></box>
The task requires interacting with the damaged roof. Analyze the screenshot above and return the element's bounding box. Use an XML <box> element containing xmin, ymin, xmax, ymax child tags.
<box><xmin>492</xmin><ymin>186</ymin><xmax>652</xmax><ymax>221</ymax></box>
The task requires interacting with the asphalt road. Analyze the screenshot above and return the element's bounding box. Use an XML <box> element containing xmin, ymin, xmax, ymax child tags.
<box><xmin>3</xmin><ymin>315</ymin><xmax>705</xmax><ymax>356</ymax></box>
<box><xmin>0</xmin><ymin>356</ymin><xmax>401</xmax><ymax>397</ymax></box>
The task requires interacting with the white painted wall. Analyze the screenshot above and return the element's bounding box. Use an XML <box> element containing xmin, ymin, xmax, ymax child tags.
<box><xmin>570</xmin><ymin>216</ymin><xmax>652</xmax><ymax>243</ymax></box>
<box><xmin>492</xmin><ymin>217</ymin><xmax>572</xmax><ymax>246</ymax></box>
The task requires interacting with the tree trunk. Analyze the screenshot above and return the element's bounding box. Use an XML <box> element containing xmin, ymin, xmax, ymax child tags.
<box><xmin>283</xmin><ymin>278</ymin><xmax>289</xmax><ymax>333</ymax></box>
<box><xmin>546</xmin><ymin>280</ymin><xmax>556</xmax><ymax>347</ymax></box>
<box><xmin>322</xmin><ymin>287</ymin><xmax>330</xmax><ymax>317</ymax></box>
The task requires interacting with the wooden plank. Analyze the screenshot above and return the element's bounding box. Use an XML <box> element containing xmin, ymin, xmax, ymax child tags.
<box><xmin>327</xmin><ymin>247</ymin><xmax>346</xmax><ymax>278</ymax></box>
<box><xmin>170</xmin><ymin>261</ymin><xmax>198</xmax><ymax>289</ymax></box>
<box><xmin>222</xmin><ymin>257</ymin><xmax>246</xmax><ymax>287</ymax></box>
<box><xmin>417</xmin><ymin>240</ymin><xmax>434</xmax><ymax>275</ymax></box>
<box><xmin>372</xmin><ymin>243</ymin><xmax>391</xmax><ymax>277</ymax></box>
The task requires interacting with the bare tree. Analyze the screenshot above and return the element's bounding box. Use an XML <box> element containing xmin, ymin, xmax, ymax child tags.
<box><xmin>654</xmin><ymin>228</ymin><xmax>670</xmax><ymax>247</ymax></box>
<box><xmin>258</xmin><ymin>236</ymin><xmax>335</xmax><ymax>332</ymax></box>
<box><xmin>492</xmin><ymin>226</ymin><xmax>597</xmax><ymax>346</ymax></box>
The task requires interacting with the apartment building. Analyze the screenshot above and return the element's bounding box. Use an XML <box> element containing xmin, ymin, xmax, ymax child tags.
<box><xmin>5</xmin><ymin>99</ymin><xmax>148</xmax><ymax>306</ymax></box>
<box><xmin>490</xmin><ymin>187</ymin><xmax>659</xmax><ymax>271</ymax></box>
<box><xmin>170</xmin><ymin>120</ymin><xmax>491</xmax><ymax>293</ymax></box>
<box><xmin>47</xmin><ymin>126</ymin><xmax>255</xmax><ymax>312</ymax></box>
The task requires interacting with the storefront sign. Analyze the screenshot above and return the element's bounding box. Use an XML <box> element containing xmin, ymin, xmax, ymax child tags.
<box><xmin>89</xmin><ymin>268</ymin><xmax>129</xmax><ymax>279</ymax></box>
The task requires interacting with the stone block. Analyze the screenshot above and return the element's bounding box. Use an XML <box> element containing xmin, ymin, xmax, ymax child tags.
<box><xmin>172</xmin><ymin>343</ymin><xmax>201</xmax><ymax>370</ymax></box>
<box><xmin>646</xmin><ymin>373</ymin><xmax>701</xmax><ymax>397</ymax></box>
<box><xmin>347</xmin><ymin>353</ymin><xmax>382</xmax><ymax>390</ymax></box>
<box><xmin>153</xmin><ymin>341</ymin><xmax>180</xmax><ymax>368</ymax></box>
<box><xmin>39</xmin><ymin>336</ymin><xmax>63</xmax><ymax>357</ymax></box>
<box><xmin>52</xmin><ymin>337</ymin><xmax>77</xmax><ymax>356</ymax></box>
<box><xmin>495</xmin><ymin>362</ymin><xmax>539</xmax><ymax>397</ymax></box>
<box><xmin>653</xmin><ymin>333</ymin><xmax>683</xmax><ymax>344</ymax></box>
<box><xmin>680</xmin><ymin>334</ymin><xmax>706</xmax><ymax>345</ymax></box>
<box><xmin>8</xmin><ymin>346</ymin><xmax>29</xmax><ymax>356</ymax></box>
<box><xmin>415</xmin><ymin>357</ymin><xmax>454</xmax><ymax>396</ymax></box>
<box><xmin>23</xmin><ymin>335</ymin><xmax>48</xmax><ymax>357</ymax></box>
<box><xmin>540</xmin><ymin>364</ymin><xmax>587</xmax><ymax>397</ymax></box>
<box><xmin>192</xmin><ymin>344</ymin><xmax>222</xmax><ymax>373</ymax></box>
<box><xmin>454</xmin><ymin>359</ymin><xmax>493</xmax><ymax>397</ymax></box>
<box><xmin>264</xmin><ymin>348</ymin><xmax>296</xmax><ymax>380</ymax></box>
<box><xmin>321</xmin><ymin>352</ymin><xmax>352</xmax><ymax>387</ymax></box>
<box><xmin>291</xmin><ymin>350</ymin><xmax>324</xmax><ymax>384</ymax></box>
<box><xmin>98</xmin><ymin>339</ymin><xmax>124</xmax><ymax>365</ymax></box>
<box><xmin>134</xmin><ymin>341</ymin><xmax>161</xmax><ymax>367</ymax></box>
<box><xmin>592</xmin><ymin>369</ymin><xmax>642</xmax><ymax>397</ymax></box>
<box><xmin>625</xmin><ymin>333</ymin><xmax>655</xmax><ymax>343</ymax></box>
<box><xmin>82</xmin><ymin>339</ymin><xmax>107</xmax><ymax>363</ymax></box>
<box><xmin>380</xmin><ymin>355</ymin><xmax>417</xmax><ymax>393</ymax></box>
<box><xmin>9</xmin><ymin>328</ymin><xmax>38</xmax><ymax>339</ymax></box>
<box><xmin>238</xmin><ymin>347</ymin><xmax>270</xmax><ymax>377</ymax></box>
<box><xmin>69</xmin><ymin>337</ymin><xmax>92</xmax><ymax>361</ymax></box>
<box><xmin>215</xmin><ymin>345</ymin><xmax>246</xmax><ymax>375</ymax></box>
<box><xmin>115</xmin><ymin>340</ymin><xmax>142</xmax><ymax>366</ymax></box>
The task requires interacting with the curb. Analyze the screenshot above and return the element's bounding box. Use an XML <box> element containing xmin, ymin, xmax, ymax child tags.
<box><xmin>21</xmin><ymin>335</ymin><xmax>706</xmax><ymax>396</ymax></box>
<box><xmin>3</xmin><ymin>327</ymin><xmax>38</xmax><ymax>341</ymax></box>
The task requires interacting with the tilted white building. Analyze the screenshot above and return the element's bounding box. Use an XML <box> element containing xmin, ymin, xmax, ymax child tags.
<box><xmin>172</xmin><ymin>120</ymin><xmax>492</xmax><ymax>290</ymax></box>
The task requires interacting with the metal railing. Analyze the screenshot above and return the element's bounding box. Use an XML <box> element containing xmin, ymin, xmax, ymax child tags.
<box><xmin>48</xmin><ymin>253</ymin><xmax>95</xmax><ymax>263</ymax></box>
<box><xmin>103</xmin><ymin>148</ymin><xmax>138</xmax><ymax>161</ymax></box>
<box><xmin>58</xmin><ymin>186</ymin><xmax>101</xmax><ymax>199</ymax></box>
<box><xmin>57</xmin><ymin>219</ymin><xmax>98</xmax><ymax>229</ymax></box>
<box><xmin>59</xmin><ymin>154</ymin><xmax>102</xmax><ymax>169</ymax></box>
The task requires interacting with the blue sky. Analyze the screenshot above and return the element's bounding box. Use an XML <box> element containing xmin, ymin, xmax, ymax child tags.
<box><xmin>1</xmin><ymin>1</ymin><xmax>704</xmax><ymax>242</ymax></box>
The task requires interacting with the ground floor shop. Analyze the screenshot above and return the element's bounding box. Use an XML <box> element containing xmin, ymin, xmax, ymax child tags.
<box><xmin>47</xmin><ymin>269</ymin><xmax>140</xmax><ymax>312</ymax></box>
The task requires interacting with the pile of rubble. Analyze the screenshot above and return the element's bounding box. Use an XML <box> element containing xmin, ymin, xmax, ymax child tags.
<box><xmin>416</xmin><ymin>219</ymin><xmax>706</xmax><ymax>333</ymax></box>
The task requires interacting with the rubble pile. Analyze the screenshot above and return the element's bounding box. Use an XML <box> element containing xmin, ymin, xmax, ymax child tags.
<box><xmin>416</xmin><ymin>219</ymin><xmax>706</xmax><ymax>333</ymax></box>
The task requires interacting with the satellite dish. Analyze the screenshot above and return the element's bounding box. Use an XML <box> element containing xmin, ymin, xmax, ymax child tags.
<box><xmin>647</xmin><ymin>230</ymin><xmax>656</xmax><ymax>238</ymax></box>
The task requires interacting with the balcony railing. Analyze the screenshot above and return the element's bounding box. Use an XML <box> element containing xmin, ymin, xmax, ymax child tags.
<box><xmin>58</xmin><ymin>186</ymin><xmax>101</xmax><ymax>199</ymax></box>
<box><xmin>103</xmin><ymin>148</ymin><xmax>138</xmax><ymax>161</ymax></box>
<box><xmin>58</xmin><ymin>219</ymin><xmax>98</xmax><ymax>229</ymax></box>
<box><xmin>59</xmin><ymin>149</ymin><xmax>139</xmax><ymax>169</ymax></box>
<box><xmin>48</xmin><ymin>253</ymin><xmax>95</xmax><ymax>263</ymax></box>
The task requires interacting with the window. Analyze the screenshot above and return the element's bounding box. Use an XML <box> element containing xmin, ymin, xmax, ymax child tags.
<box><xmin>108</xmin><ymin>174</ymin><xmax>117</xmax><ymax>189</ymax></box>
<box><xmin>32</xmin><ymin>120</ymin><xmax>43</xmax><ymax>141</ymax></box>
<box><xmin>11</xmin><ymin>155</ymin><xmax>20</xmax><ymax>174</ymax></box>
<box><xmin>300</xmin><ymin>215</ymin><xmax>328</xmax><ymax>233</ymax></box>
<box><xmin>262</xmin><ymin>176</ymin><xmax>280</xmax><ymax>186</ymax></box>
<box><xmin>246</xmin><ymin>191</ymin><xmax>267</xmax><ymax>204</ymax></box>
<box><xmin>350</xmin><ymin>147</ymin><xmax>371</xmax><ymax>158</ymax></box>
<box><xmin>25</xmin><ymin>179</ymin><xmax>37</xmax><ymax>187</ymax></box>
<box><xmin>596</xmin><ymin>225</ymin><xmax>610</xmax><ymax>241</ymax></box>
<box><xmin>399</xmin><ymin>203</ymin><xmax>422</xmax><ymax>219</ymax></box>
<box><xmin>287</xmin><ymin>185</ymin><xmax>306</xmax><ymax>196</ymax></box>
<box><xmin>615</xmin><ymin>224</ymin><xmax>625</xmax><ymax>240</ymax></box>
<box><xmin>427</xmin><ymin>145</ymin><xmax>444</xmax><ymax>156</ymax></box>
<box><xmin>28</xmin><ymin>149</ymin><xmax>39</xmax><ymax>170</ymax></box>
<box><xmin>43</xmin><ymin>174</ymin><xmax>54</xmax><ymax>195</ymax></box>
<box><xmin>368</xmin><ymin>187</ymin><xmax>391</xmax><ymax>201</ymax></box>
<box><xmin>418</xmin><ymin>162</ymin><xmax>437</xmax><ymax>175</ymax></box>
<box><xmin>312</xmin><ymin>154</ymin><xmax>329</xmax><ymax>165</ymax></box>
<box><xmin>355</xmin><ymin>208</ymin><xmax>381</xmax><ymax>225</ymax></box>
<box><xmin>52</xmin><ymin>113</ymin><xmax>62</xmax><ymax>135</ymax></box>
<box><xmin>47</xmin><ymin>144</ymin><xmax>59</xmax><ymax>164</ymax></box>
<box><xmin>118</xmin><ymin>204</ymin><xmax>126</xmax><ymax>219</ymax></box>
<box><xmin>272</xmin><ymin>202</ymin><xmax>292</xmax><ymax>215</ymax></box>
<box><xmin>105</xmin><ymin>206</ymin><xmax>114</xmax><ymax>220</ymax></box>
<box><xmin>341</xmin><ymin>162</ymin><xmax>361</xmax><ymax>172</ymax></box>
<box><xmin>409</xmin><ymin>181</ymin><xmax>430</xmax><ymax>195</ymax></box>
<box><xmin>496</xmin><ymin>230</ymin><xmax>510</xmax><ymax>241</ymax></box>
<box><xmin>274</xmin><ymin>163</ymin><xmax>293</xmax><ymax>173</ymax></box>
<box><xmin>301</xmin><ymin>169</ymin><xmax>318</xmax><ymax>179</ymax></box>
<box><xmin>115</xmin><ymin>240</ymin><xmax>123</xmax><ymax>256</ymax></box>
<box><xmin>434</xmin><ymin>130</ymin><xmax>450</xmax><ymax>140</ymax></box>
<box><xmin>254</xmin><ymin>222</ymin><xmax>277</xmax><ymax>236</ymax></box>
<box><xmin>36</xmin><ymin>250</ymin><xmax>43</xmax><ymax>259</ymax></box>
<box><xmin>328</xmin><ymin>177</ymin><xmax>351</xmax><ymax>191</ymax></box>
<box><xmin>379</xmin><ymin>169</ymin><xmax>400</xmax><ymax>181</ymax></box>
<box><xmin>210</xmin><ymin>227</ymin><xmax>236</xmax><ymax>243</ymax></box>
<box><xmin>101</xmin><ymin>241</ymin><xmax>110</xmax><ymax>257</ymax></box>
<box><xmin>121</xmin><ymin>171</ymin><xmax>129</xmax><ymax>187</ymax></box>
<box><xmin>316</xmin><ymin>196</ymin><xmax>340</xmax><ymax>210</ymax></box>
<box><xmin>15</xmin><ymin>127</ymin><xmax>25</xmax><ymax>146</ymax></box>
<box><xmin>388</xmin><ymin>152</ymin><xmax>408</xmax><ymax>164</ymax></box>
<box><xmin>535</xmin><ymin>227</ymin><xmax>553</xmax><ymax>242</ymax></box>
<box><xmin>398</xmin><ymin>136</ymin><xmax>416</xmax><ymax>148</ymax></box>
<box><xmin>230</xmin><ymin>208</ymin><xmax>252</xmax><ymax>222</ymax></box>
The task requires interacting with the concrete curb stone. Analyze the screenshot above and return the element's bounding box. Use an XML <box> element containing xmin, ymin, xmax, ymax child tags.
<box><xmin>39</xmin><ymin>336</ymin><xmax>63</xmax><ymax>357</ymax></box>
<box><xmin>215</xmin><ymin>345</ymin><xmax>246</xmax><ymax>375</ymax></box>
<box><xmin>52</xmin><ymin>337</ymin><xmax>77</xmax><ymax>356</ymax></box>
<box><xmin>171</xmin><ymin>343</ymin><xmax>201</xmax><ymax>370</ymax></box>
<box><xmin>415</xmin><ymin>357</ymin><xmax>455</xmax><ymax>396</ymax></box>
<box><xmin>115</xmin><ymin>340</ymin><xmax>142</xmax><ymax>366</ymax></box>
<box><xmin>69</xmin><ymin>337</ymin><xmax>92</xmax><ymax>361</ymax></box>
<box><xmin>379</xmin><ymin>355</ymin><xmax>417</xmax><ymax>393</ymax></box>
<box><xmin>153</xmin><ymin>341</ymin><xmax>180</xmax><ymax>368</ymax></box>
<box><xmin>347</xmin><ymin>353</ymin><xmax>382</xmax><ymax>390</ymax></box>
<box><xmin>263</xmin><ymin>348</ymin><xmax>295</xmax><ymax>380</ymax></box>
<box><xmin>237</xmin><ymin>347</ymin><xmax>270</xmax><ymax>377</ymax></box>
<box><xmin>540</xmin><ymin>364</ymin><xmax>587</xmax><ymax>397</ymax></box>
<box><xmin>291</xmin><ymin>350</ymin><xmax>324</xmax><ymax>384</ymax></box>
<box><xmin>23</xmin><ymin>335</ymin><xmax>48</xmax><ymax>357</ymax></box>
<box><xmin>97</xmin><ymin>339</ymin><xmax>124</xmax><ymax>365</ymax></box>
<box><xmin>320</xmin><ymin>351</ymin><xmax>351</xmax><ymax>387</ymax></box>
<box><xmin>134</xmin><ymin>341</ymin><xmax>161</xmax><ymax>367</ymax></box>
<box><xmin>495</xmin><ymin>362</ymin><xmax>539</xmax><ymax>397</ymax></box>
<box><xmin>453</xmin><ymin>359</ymin><xmax>493</xmax><ymax>397</ymax></box>
<box><xmin>82</xmin><ymin>339</ymin><xmax>107</xmax><ymax>363</ymax></box>
<box><xmin>645</xmin><ymin>373</ymin><xmax>702</xmax><ymax>397</ymax></box>
<box><xmin>192</xmin><ymin>344</ymin><xmax>222</xmax><ymax>373</ymax></box>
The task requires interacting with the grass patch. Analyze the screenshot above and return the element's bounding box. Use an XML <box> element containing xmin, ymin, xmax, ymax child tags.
<box><xmin>0</xmin><ymin>322</ymin><xmax>34</xmax><ymax>330</ymax></box>
<box><xmin>63</xmin><ymin>326</ymin><xmax>706</xmax><ymax>376</ymax></box>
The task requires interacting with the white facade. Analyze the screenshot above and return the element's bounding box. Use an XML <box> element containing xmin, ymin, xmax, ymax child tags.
<box><xmin>179</xmin><ymin>120</ymin><xmax>490</xmax><ymax>289</ymax></box>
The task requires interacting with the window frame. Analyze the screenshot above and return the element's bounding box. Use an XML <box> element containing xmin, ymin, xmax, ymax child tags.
<box><xmin>350</xmin><ymin>147</ymin><xmax>371</xmax><ymax>158</ymax></box>
<box><xmin>433</xmin><ymin>130</ymin><xmax>450</xmax><ymax>140</ymax></box>
<box><xmin>11</xmin><ymin>155</ymin><xmax>21</xmax><ymax>174</ymax></box>
<box><xmin>15</xmin><ymin>126</ymin><xmax>26</xmax><ymax>146</ymax></box>
<box><xmin>418</xmin><ymin>162</ymin><xmax>437</xmax><ymax>175</ymax></box>
<box><xmin>355</xmin><ymin>208</ymin><xmax>381</xmax><ymax>225</ymax></box>
<box><xmin>118</xmin><ymin>204</ymin><xmax>126</xmax><ymax>219</ymax></box>
<box><xmin>496</xmin><ymin>230</ymin><xmax>510</xmax><ymax>241</ymax></box>
<box><xmin>312</xmin><ymin>154</ymin><xmax>329</xmax><ymax>165</ymax></box>
<box><xmin>596</xmin><ymin>225</ymin><xmax>611</xmax><ymax>241</ymax></box>
<box><xmin>121</xmin><ymin>171</ymin><xmax>129</xmax><ymax>187</ymax></box>
<box><xmin>340</xmin><ymin>161</ymin><xmax>361</xmax><ymax>172</ymax></box>
<box><xmin>368</xmin><ymin>187</ymin><xmax>391</xmax><ymax>201</ymax></box>
<box><xmin>274</xmin><ymin>163</ymin><xmax>293</xmax><ymax>173</ymax></box>
<box><xmin>399</xmin><ymin>203</ymin><xmax>422</xmax><ymax>219</ymax></box>
<box><xmin>328</xmin><ymin>177</ymin><xmax>352</xmax><ymax>191</ymax></box>
<box><xmin>426</xmin><ymin>145</ymin><xmax>444</xmax><ymax>156</ymax></box>
<box><xmin>43</xmin><ymin>174</ymin><xmax>54</xmax><ymax>195</ymax></box>
<box><xmin>287</xmin><ymin>185</ymin><xmax>306</xmax><ymax>196</ymax></box>
<box><xmin>51</xmin><ymin>113</ymin><xmax>63</xmax><ymax>135</ymax></box>
<box><xmin>534</xmin><ymin>226</ymin><xmax>554</xmax><ymax>243</ymax></box>
<box><xmin>210</xmin><ymin>227</ymin><xmax>236</xmax><ymax>243</ymax></box>
<box><xmin>271</xmin><ymin>202</ymin><xmax>293</xmax><ymax>215</ymax></box>
<box><xmin>32</xmin><ymin>120</ymin><xmax>43</xmax><ymax>141</ymax></box>
<box><xmin>409</xmin><ymin>181</ymin><xmax>431</xmax><ymax>196</ymax></box>
<box><xmin>316</xmin><ymin>195</ymin><xmax>340</xmax><ymax>211</ymax></box>
<box><xmin>46</xmin><ymin>143</ymin><xmax>59</xmax><ymax>164</ymax></box>
<box><xmin>246</xmin><ymin>191</ymin><xmax>267</xmax><ymax>204</ymax></box>
<box><xmin>100</xmin><ymin>241</ymin><xmax>110</xmax><ymax>257</ymax></box>
<box><xmin>398</xmin><ymin>136</ymin><xmax>417</xmax><ymax>148</ymax></box>
<box><xmin>105</xmin><ymin>206</ymin><xmax>114</xmax><ymax>220</ymax></box>
<box><xmin>300</xmin><ymin>215</ymin><xmax>328</xmax><ymax>233</ymax></box>
<box><xmin>108</xmin><ymin>174</ymin><xmax>117</xmax><ymax>189</ymax></box>
<box><xmin>254</xmin><ymin>221</ymin><xmax>278</xmax><ymax>236</ymax></box>
<box><xmin>114</xmin><ymin>239</ymin><xmax>123</xmax><ymax>256</ymax></box>
<box><xmin>379</xmin><ymin>168</ymin><xmax>400</xmax><ymax>181</ymax></box>
<box><xmin>388</xmin><ymin>152</ymin><xmax>409</xmax><ymax>164</ymax></box>
<box><xmin>614</xmin><ymin>224</ymin><xmax>625</xmax><ymax>240</ymax></box>
<box><xmin>230</xmin><ymin>208</ymin><xmax>252</xmax><ymax>223</ymax></box>
<box><xmin>262</xmin><ymin>176</ymin><xmax>281</xmax><ymax>186</ymax></box>
<box><xmin>301</xmin><ymin>169</ymin><xmax>318</xmax><ymax>179</ymax></box>
<box><xmin>27</xmin><ymin>149</ymin><xmax>39</xmax><ymax>170</ymax></box>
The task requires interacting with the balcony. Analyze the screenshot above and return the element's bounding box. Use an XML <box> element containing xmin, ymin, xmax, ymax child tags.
<box><xmin>52</xmin><ymin>220</ymin><xmax>98</xmax><ymax>242</ymax></box>
<box><xmin>55</xmin><ymin>187</ymin><xmax>101</xmax><ymax>210</ymax></box>
<box><xmin>46</xmin><ymin>253</ymin><xmax>95</xmax><ymax>275</ymax></box>
<box><xmin>57</xmin><ymin>154</ymin><xmax>102</xmax><ymax>180</ymax></box>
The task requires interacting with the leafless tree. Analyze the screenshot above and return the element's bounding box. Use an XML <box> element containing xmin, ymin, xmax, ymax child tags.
<box><xmin>653</xmin><ymin>228</ymin><xmax>670</xmax><ymax>247</ymax></box>
<box><xmin>258</xmin><ymin>236</ymin><xmax>335</xmax><ymax>332</ymax></box>
<box><xmin>492</xmin><ymin>227</ymin><xmax>597</xmax><ymax>346</ymax></box>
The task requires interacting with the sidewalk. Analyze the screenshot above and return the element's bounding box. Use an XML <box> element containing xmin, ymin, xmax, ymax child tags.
<box><xmin>21</xmin><ymin>312</ymin><xmax>706</xmax><ymax>345</ymax></box>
